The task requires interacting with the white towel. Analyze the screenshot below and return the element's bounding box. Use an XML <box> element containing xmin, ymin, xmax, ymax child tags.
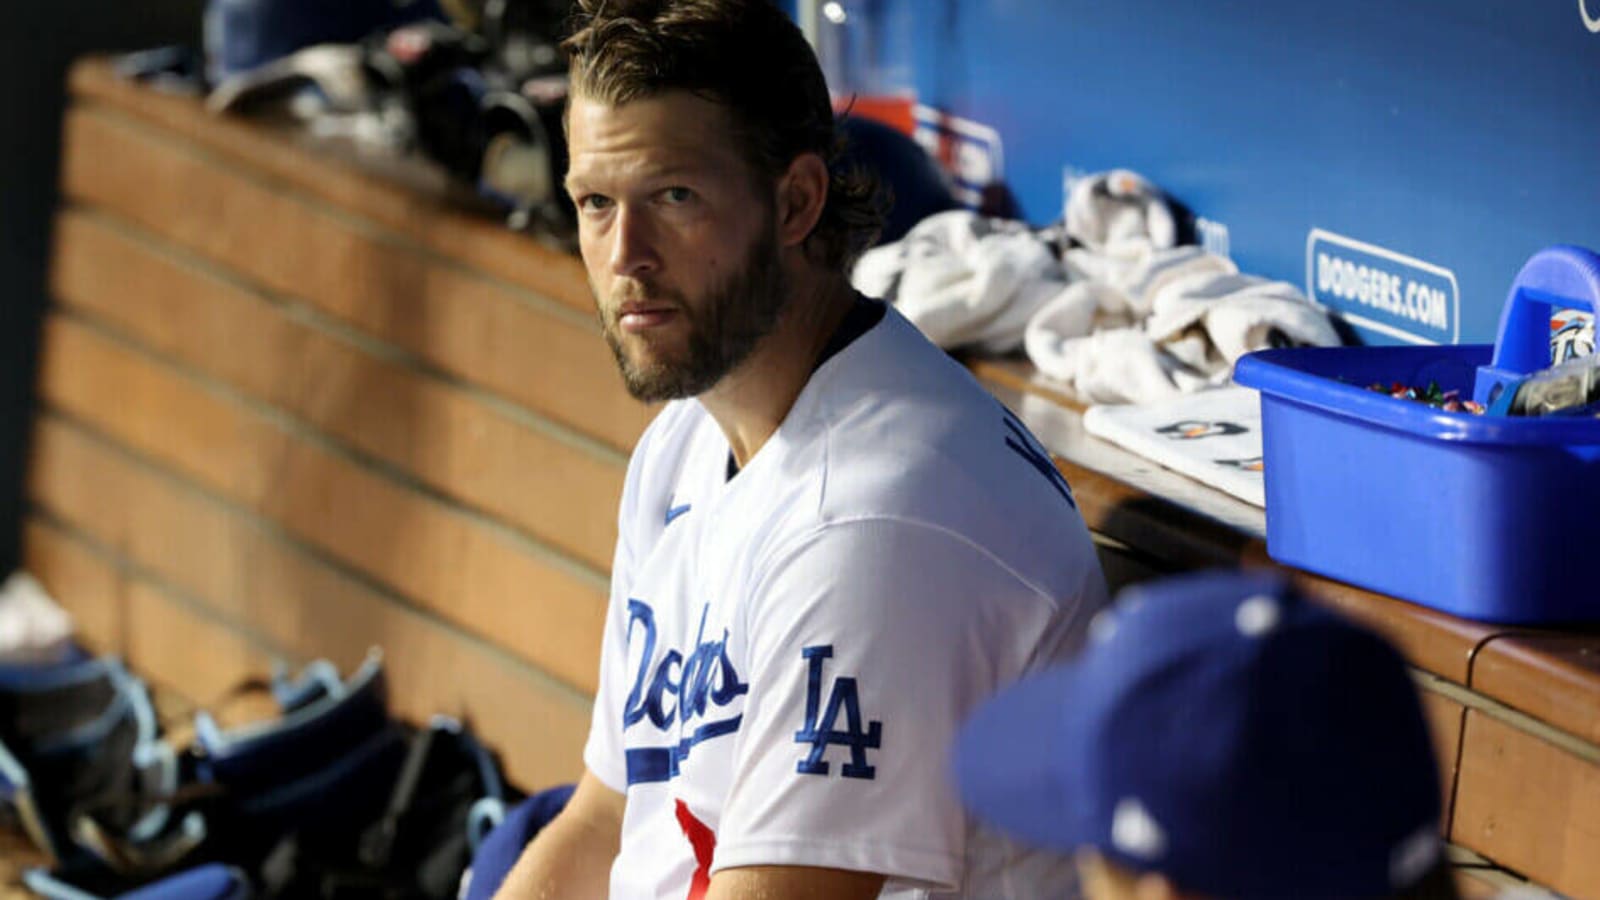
<box><xmin>1027</xmin><ymin>252</ymin><xmax>1340</xmax><ymax>405</ymax></box>
<box><xmin>856</xmin><ymin>172</ymin><xmax>1344</xmax><ymax>404</ymax></box>
<box><xmin>1065</xmin><ymin>169</ymin><xmax>1178</xmax><ymax>252</ymax></box>
<box><xmin>1027</xmin><ymin>327</ymin><xmax>1217</xmax><ymax>405</ymax></box>
<box><xmin>852</xmin><ymin>210</ymin><xmax>1064</xmax><ymax>352</ymax></box>
<box><xmin>1123</xmin><ymin>246</ymin><xmax>1238</xmax><ymax>316</ymax></box>
<box><xmin>1082</xmin><ymin>386</ymin><xmax>1265</xmax><ymax>506</ymax></box>
<box><xmin>0</xmin><ymin>571</ymin><xmax>74</xmax><ymax>664</ymax></box>
<box><xmin>1146</xmin><ymin>271</ymin><xmax>1343</xmax><ymax>362</ymax></box>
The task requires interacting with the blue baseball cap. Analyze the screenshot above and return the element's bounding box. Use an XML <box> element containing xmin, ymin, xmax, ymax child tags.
<box><xmin>954</xmin><ymin>570</ymin><xmax>1443</xmax><ymax>899</ymax></box>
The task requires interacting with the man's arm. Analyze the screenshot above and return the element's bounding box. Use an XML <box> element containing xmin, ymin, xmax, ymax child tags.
<box><xmin>493</xmin><ymin>771</ymin><xmax>626</xmax><ymax>900</ymax></box>
<box><xmin>712</xmin><ymin>519</ymin><xmax>1081</xmax><ymax>893</ymax></box>
<box><xmin>706</xmin><ymin>866</ymin><xmax>885</xmax><ymax>900</ymax></box>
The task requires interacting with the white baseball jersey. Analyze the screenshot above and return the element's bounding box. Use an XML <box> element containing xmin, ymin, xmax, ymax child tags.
<box><xmin>584</xmin><ymin>304</ymin><xmax>1108</xmax><ymax>899</ymax></box>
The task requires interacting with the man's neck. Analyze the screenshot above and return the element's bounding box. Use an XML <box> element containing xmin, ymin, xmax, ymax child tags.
<box><xmin>699</xmin><ymin>271</ymin><xmax>857</xmax><ymax>468</ymax></box>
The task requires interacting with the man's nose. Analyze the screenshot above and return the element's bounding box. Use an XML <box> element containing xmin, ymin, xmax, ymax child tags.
<box><xmin>609</xmin><ymin>206</ymin><xmax>661</xmax><ymax>278</ymax></box>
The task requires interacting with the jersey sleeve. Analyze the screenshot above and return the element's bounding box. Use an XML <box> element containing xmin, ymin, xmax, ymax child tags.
<box><xmin>711</xmin><ymin>517</ymin><xmax>1069</xmax><ymax>890</ymax></box>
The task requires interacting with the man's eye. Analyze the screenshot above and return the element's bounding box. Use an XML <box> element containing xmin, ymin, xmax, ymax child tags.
<box><xmin>578</xmin><ymin>194</ymin><xmax>613</xmax><ymax>213</ymax></box>
<box><xmin>660</xmin><ymin>186</ymin><xmax>694</xmax><ymax>205</ymax></box>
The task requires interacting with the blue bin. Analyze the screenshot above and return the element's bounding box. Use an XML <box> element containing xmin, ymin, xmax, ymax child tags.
<box><xmin>1234</xmin><ymin>246</ymin><xmax>1600</xmax><ymax>624</ymax></box>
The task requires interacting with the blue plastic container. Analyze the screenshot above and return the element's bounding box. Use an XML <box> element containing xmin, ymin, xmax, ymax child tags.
<box><xmin>1234</xmin><ymin>246</ymin><xmax>1600</xmax><ymax>624</ymax></box>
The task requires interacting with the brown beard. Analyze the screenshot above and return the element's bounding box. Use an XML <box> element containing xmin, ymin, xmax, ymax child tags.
<box><xmin>599</xmin><ymin>220</ymin><xmax>789</xmax><ymax>403</ymax></box>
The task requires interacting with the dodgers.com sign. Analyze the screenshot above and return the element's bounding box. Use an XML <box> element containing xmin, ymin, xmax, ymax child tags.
<box><xmin>1305</xmin><ymin>229</ymin><xmax>1460</xmax><ymax>345</ymax></box>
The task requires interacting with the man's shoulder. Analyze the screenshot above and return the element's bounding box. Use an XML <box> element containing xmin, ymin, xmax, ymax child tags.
<box><xmin>815</xmin><ymin>380</ymin><xmax>1071</xmax><ymax>525</ymax></box>
<box><xmin>811</xmin><ymin>413</ymin><xmax>1092</xmax><ymax>599</ymax></box>
<box><xmin>803</xmin><ymin>319</ymin><xmax>1097</xmax><ymax>598</ymax></box>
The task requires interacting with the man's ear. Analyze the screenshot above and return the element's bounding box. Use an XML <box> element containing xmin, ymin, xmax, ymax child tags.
<box><xmin>775</xmin><ymin>152</ymin><xmax>829</xmax><ymax>249</ymax></box>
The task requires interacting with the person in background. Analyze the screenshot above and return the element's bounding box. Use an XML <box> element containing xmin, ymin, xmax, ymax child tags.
<box><xmin>493</xmin><ymin>0</ymin><xmax>1109</xmax><ymax>897</ymax></box>
<box><xmin>955</xmin><ymin>570</ymin><xmax>1461</xmax><ymax>900</ymax></box>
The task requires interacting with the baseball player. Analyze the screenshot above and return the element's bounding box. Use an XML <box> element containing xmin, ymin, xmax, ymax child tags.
<box><xmin>955</xmin><ymin>570</ymin><xmax>1460</xmax><ymax>900</ymax></box>
<box><xmin>494</xmin><ymin>0</ymin><xmax>1108</xmax><ymax>897</ymax></box>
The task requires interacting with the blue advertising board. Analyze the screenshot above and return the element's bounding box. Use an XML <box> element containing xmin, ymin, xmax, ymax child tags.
<box><xmin>807</xmin><ymin>1</ymin><xmax>1600</xmax><ymax>345</ymax></box>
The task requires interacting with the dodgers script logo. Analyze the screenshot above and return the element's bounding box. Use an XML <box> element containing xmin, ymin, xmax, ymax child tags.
<box><xmin>622</xmin><ymin>600</ymin><xmax>748</xmax><ymax>785</ymax></box>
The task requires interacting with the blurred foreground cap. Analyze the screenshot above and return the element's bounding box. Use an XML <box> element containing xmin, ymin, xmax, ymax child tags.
<box><xmin>954</xmin><ymin>570</ymin><xmax>1443</xmax><ymax>900</ymax></box>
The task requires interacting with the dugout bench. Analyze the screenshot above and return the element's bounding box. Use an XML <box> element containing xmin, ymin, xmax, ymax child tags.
<box><xmin>16</xmin><ymin>58</ymin><xmax>1598</xmax><ymax>898</ymax></box>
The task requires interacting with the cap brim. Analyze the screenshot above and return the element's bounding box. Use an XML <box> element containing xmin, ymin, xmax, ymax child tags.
<box><xmin>953</xmin><ymin>664</ymin><xmax>1099</xmax><ymax>852</ymax></box>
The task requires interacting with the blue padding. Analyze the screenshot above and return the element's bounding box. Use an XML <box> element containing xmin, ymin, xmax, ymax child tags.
<box><xmin>461</xmin><ymin>784</ymin><xmax>574</xmax><ymax>900</ymax></box>
<box><xmin>234</xmin><ymin>724</ymin><xmax>407</xmax><ymax>828</ymax></box>
<box><xmin>0</xmin><ymin>652</ymin><xmax>114</xmax><ymax>692</ymax></box>
<box><xmin>24</xmin><ymin>864</ymin><xmax>251</xmax><ymax>900</ymax></box>
<box><xmin>119</xmin><ymin>864</ymin><xmax>251</xmax><ymax>900</ymax></box>
<box><xmin>0</xmin><ymin>656</ymin><xmax>164</xmax><ymax>860</ymax></box>
<box><xmin>269</xmin><ymin>659</ymin><xmax>343</xmax><ymax>714</ymax></box>
<box><xmin>0</xmin><ymin>644</ymin><xmax>90</xmax><ymax>685</ymax></box>
<box><xmin>197</xmin><ymin>652</ymin><xmax>389</xmax><ymax>790</ymax></box>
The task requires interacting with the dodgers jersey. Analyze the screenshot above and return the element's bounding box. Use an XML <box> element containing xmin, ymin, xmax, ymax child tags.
<box><xmin>584</xmin><ymin>304</ymin><xmax>1108</xmax><ymax>898</ymax></box>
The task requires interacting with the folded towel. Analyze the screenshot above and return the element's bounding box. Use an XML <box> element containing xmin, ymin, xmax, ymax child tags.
<box><xmin>1146</xmin><ymin>272</ymin><xmax>1343</xmax><ymax>361</ymax></box>
<box><xmin>1026</xmin><ymin>327</ymin><xmax>1216</xmax><ymax>405</ymax></box>
<box><xmin>1082</xmin><ymin>386</ymin><xmax>1265</xmax><ymax>506</ymax></box>
<box><xmin>1027</xmin><ymin>251</ymin><xmax>1340</xmax><ymax>404</ymax></box>
<box><xmin>1124</xmin><ymin>246</ymin><xmax>1238</xmax><ymax>316</ymax></box>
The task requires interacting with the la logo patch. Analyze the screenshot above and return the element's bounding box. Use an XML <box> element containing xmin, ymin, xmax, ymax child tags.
<box><xmin>793</xmin><ymin>646</ymin><xmax>881</xmax><ymax>780</ymax></box>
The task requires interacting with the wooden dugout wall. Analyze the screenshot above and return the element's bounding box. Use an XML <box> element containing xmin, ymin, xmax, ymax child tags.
<box><xmin>27</xmin><ymin>60</ymin><xmax>655</xmax><ymax>791</ymax></box>
<box><xmin>20</xmin><ymin>58</ymin><xmax>1599</xmax><ymax>898</ymax></box>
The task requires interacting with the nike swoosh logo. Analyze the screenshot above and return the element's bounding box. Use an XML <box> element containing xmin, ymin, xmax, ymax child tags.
<box><xmin>665</xmin><ymin>503</ymin><xmax>692</xmax><ymax>525</ymax></box>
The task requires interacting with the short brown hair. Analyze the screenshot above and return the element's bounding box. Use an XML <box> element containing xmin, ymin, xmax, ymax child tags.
<box><xmin>562</xmin><ymin>0</ymin><xmax>884</xmax><ymax>272</ymax></box>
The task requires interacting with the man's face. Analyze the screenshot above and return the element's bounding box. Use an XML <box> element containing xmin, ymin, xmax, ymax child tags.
<box><xmin>565</xmin><ymin>91</ymin><xmax>789</xmax><ymax>402</ymax></box>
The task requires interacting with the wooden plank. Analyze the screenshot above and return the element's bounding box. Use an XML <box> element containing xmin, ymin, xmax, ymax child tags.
<box><xmin>1054</xmin><ymin>455</ymin><xmax>1256</xmax><ymax>570</ymax></box>
<box><xmin>1454</xmin><ymin>868</ymin><xmax>1514</xmax><ymax>899</ymax></box>
<box><xmin>1453</xmin><ymin>865</ymin><xmax>1561</xmax><ymax>900</ymax></box>
<box><xmin>965</xmin><ymin>356</ymin><xmax>1086</xmax><ymax>412</ymax></box>
<box><xmin>1451</xmin><ymin>710</ymin><xmax>1600</xmax><ymax>897</ymax></box>
<box><xmin>1293</xmin><ymin>576</ymin><xmax>1494</xmax><ymax>688</ymax></box>
<box><xmin>20</xmin><ymin>517</ymin><xmax>125</xmax><ymax>656</ymax></box>
<box><xmin>24</xmin><ymin>498</ymin><xmax>592</xmax><ymax>790</ymax></box>
<box><xmin>1418</xmin><ymin>690</ymin><xmax>1465</xmax><ymax>830</ymax></box>
<box><xmin>50</xmin><ymin>210</ymin><xmax>625</xmax><ymax>571</ymax></box>
<box><xmin>1090</xmin><ymin>537</ymin><xmax>1173</xmax><ymax>596</ymax></box>
<box><xmin>1472</xmin><ymin>634</ymin><xmax>1600</xmax><ymax>748</ymax></box>
<box><xmin>58</xmin><ymin>107</ymin><xmax>654</xmax><ymax>453</ymax></box>
<box><xmin>31</xmin><ymin>324</ymin><xmax>607</xmax><ymax>694</ymax></box>
<box><xmin>0</xmin><ymin>826</ymin><xmax>49</xmax><ymax>897</ymax></box>
<box><xmin>125</xmin><ymin>580</ymin><xmax>275</xmax><ymax>707</ymax></box>
<box><xmin>67</xmin><ymin>57</ymin><xmax>596</xmax><ymax>317</ymax></box>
